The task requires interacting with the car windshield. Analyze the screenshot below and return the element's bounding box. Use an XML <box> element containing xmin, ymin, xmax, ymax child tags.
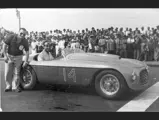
<box><xmin>62</xmin><ymin>48</ymin><xmax>85</xmax><ymax>58</ymax></box>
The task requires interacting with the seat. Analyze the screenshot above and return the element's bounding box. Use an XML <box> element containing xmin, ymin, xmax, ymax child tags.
<box><xmin>33</xmin><ymin>54</ymin><xmax>39</xmax><ymax>61</ymax></box>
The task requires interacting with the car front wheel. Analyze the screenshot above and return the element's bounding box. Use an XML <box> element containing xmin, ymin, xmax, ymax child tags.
<box><xmin>95</xmin><ymin>70</ymin><xmax>129</xmax><ymax>100</ymax></box>
<box><xmin>20</xmin><ymin>66</ymin><xmax>37</xmax><ymax>90</ymax></box>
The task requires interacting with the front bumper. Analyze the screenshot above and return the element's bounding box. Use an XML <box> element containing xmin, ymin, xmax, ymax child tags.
<box><xmin>127</xmin><ymin>67</ymin><xmax>150</xmax><ymax>91</ymax></box>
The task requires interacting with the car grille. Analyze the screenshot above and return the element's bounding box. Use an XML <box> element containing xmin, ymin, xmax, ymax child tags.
<box><xmin>139</xmin><ymin>69</ymin><xmax>148</xmax><ymax>85</ymax></box>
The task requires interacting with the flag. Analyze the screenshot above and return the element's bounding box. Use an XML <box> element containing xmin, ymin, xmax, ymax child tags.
<box><xmin>16</xmin><ymin>9</ymin><xmax>20</xmax><ymax>19</ymax></box>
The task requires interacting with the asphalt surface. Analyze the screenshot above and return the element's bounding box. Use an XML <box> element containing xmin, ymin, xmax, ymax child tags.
<box><xmin>0</xmin><ymin>60</ymin><xmax>159</xmax><ymax>112</ymax></box>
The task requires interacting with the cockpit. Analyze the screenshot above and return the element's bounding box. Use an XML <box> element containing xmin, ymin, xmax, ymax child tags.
<box><xmin>33</xmin><ymin>54</ymin><xmax>39</xmax><ymax>61</ymax></box>
<box><xmin>32</xmin><ymin>48</ymin><xmax>85</xmax><ymax>61</ymax></box>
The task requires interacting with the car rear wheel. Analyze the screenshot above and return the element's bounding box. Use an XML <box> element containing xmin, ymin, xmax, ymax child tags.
<box><xmin>20</xmin><ymin>66</ymin><xmax>37</xmax><ymax>90</ymax></box>
<box><xmin>95</xmin><ymin>70</ymin><xmax>128</xmax><ymax>100</ymax></box>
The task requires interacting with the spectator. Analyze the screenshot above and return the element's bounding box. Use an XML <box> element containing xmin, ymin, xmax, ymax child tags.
<box><xmin>154</xmin><ymin>34</ymin><xmax>159</xmax><ymax>61</ymax></box>
<box><xmin>31</xmin><ymin>35</ymin><xmax>38</xmax><ymax>54</ymax></box>
<box><xmin>134</xmin><ymin>31</ymin><xmax>142</xmax><ymax>60</ymax></box>
<box><xmin>140</xmin><ymin>26</ymin><xmax>145</xmax><ymax>35</ymax></box>
<box><xmin>2</xmin><ymin>25</ymin><xmax>159</xmax><ymax>61</ymax></box>
<box><xmin>98</xmin><ymin>35</ymin><xmax>106</xmax><ymax>53</ymax></box>
<box><xmin>147</xmin><ymin>35</ymin><xmax>154</xmax><ymax>61</ymax></box>
<box><xmin>139</xmin><ymin>35</ymin><xmax>148</xmax><ymax>61</ymax></box>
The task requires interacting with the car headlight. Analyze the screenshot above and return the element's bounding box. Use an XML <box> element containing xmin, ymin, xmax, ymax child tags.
<box><xmin>143</xmin><ymin>62</ymin><xmax>149</xmax><ymax>73</ymax></box>
<box><xmin>132</xmin><ymin>71</ymin><xmax>137</xmax><ymax>82</ymax></box>
<box><xmin>145</xmin><ymin>65</ymin><xmax>149</xmax><ymax>73</ymax></box>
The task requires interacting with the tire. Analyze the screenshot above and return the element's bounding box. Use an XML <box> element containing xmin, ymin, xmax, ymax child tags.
<box><xmin>20</xmin><ymin>66</ymin><xmax>37</xmax><ymax>90</ymax></box>
<box><xmin>95</xmin><ymin>70</ymin><xmax>129</xmax><ymax>100</ymax></box>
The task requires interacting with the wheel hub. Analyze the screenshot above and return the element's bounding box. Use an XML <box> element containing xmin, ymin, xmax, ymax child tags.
<box><xmin>22</xmin><ymin>69</ymin><xmax>32</xmax><ymax>85</ymax></box>
<box><xmin>100</xmin><ymin>74</ymin><xmax>120</xmax><ymax>96</ymax></box>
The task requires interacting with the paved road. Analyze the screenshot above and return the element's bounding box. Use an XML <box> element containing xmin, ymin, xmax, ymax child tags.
<box><xmin>0</xmin><ymin>60</ymin><xmax>159</xmax><ymax>112</ymax></box>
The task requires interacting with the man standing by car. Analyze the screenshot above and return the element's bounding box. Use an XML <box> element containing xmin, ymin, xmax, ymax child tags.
<box><xmin>3</xmin><ymin>28</ymin><xmax>29</xmax><ymax>92</ymax></box>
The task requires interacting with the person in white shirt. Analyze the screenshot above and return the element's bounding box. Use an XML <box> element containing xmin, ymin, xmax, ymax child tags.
<box><xmin>145</xmin><ymin>27</ymin><xmax>151</xmax><ymax>37</ymax></box>
<box><xmin>56</xmin><ymin>36</ymin><xmax>65</xmax><ymax>57</ymax></box>
<box><xmin>38</xmin><ymin>41</ymin><xmax>54</xmax><ymax>61</ymax></box>
<box><xmin>140</xmin><ymin>27</ymin><xmax>146</xmax><ymax>35</ymax></box>
<box><xmin>70</xmin><ymin>36</ymin><xmax>80</xmax><ymax>49</ymax></box>
<box><xmin>125</xmin><ymin>28</ymin><xmax>130</xmax><ymax>36</ymax></box>
<box><xmin>31</xmin><ymin>36</ymin><xmax>38</xmax><ymax>55</ymax></box>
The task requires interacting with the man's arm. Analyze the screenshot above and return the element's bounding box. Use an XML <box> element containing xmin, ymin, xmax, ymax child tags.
<box><xmin>23</xmin><ymin>39</ymin><xmax>30</xmax><ymax>63</ymax></box>
<box><xmin>24</xmin><ymin>51</ymin><xmax>29</xmax><ymax>63</ymax></box>
<box><xmin>2</xmin><ymin>43</ymin><xmax>8</xmax><ymax>58</ymax></box>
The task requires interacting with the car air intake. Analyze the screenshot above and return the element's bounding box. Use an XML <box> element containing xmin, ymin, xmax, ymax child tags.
<box><xmin>139</xmin><ymin>69</ymin><xmax>148</xmax><ymax>85</ymax></box>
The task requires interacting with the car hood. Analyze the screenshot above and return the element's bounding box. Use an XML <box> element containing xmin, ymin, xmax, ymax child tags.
<box><xmin>67</xmin><ymin>53</ymin><xmax>145</xmax><ymax>68</ymax></box>
<box><xmin>119</xmin><ymin>58</ymin><xmax>146</xmax><ymax>68</ymax></box>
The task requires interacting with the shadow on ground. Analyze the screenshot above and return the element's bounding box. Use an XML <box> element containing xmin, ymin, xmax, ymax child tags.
<box><xmin>24</xmin><ymin>83</ymin><xmax>143</xmax><ymax>101</ymax></box>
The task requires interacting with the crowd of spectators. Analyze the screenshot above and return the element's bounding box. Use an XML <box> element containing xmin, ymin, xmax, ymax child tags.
<box><xmin>1</xmin><ymin>26</ymin><xmax>159</xmax><ymax>61</ymax></box>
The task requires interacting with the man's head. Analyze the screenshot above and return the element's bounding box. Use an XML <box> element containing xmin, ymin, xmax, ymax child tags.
<box><xmin>0</xmin><ymin>28</ymin><xmax>6</xmax><ymax>36</ymax></box>
<box><xmin>147</xmin><ymin>27</ymin><xmax>150</xmax><ymax>30</ymax></box>
<box><xmin>19</xmin><ymin>28</ymin><xmax>27</xmax><ymax>38</ymax></box>
<box><xmin>120</xmin><ymin>27</ymin><xmax>123</xmax><ymax>31</ymax></box>
<box><xmin>43</xmin><ymin>41</ymin><xmax>50</xmax><ymax>52</ymax></box>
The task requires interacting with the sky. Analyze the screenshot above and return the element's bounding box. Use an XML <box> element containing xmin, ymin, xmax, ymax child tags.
<box><xmin>0</xmin><ymin>8</ymin><xmax>159</xmax><ymax>33</ymax></box>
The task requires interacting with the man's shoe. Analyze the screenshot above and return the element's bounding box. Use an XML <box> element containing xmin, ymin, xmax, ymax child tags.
<box><xmin>4</xmin><ymin>88</ymin><xmax>12</xmax><ymax>92</ymax></box>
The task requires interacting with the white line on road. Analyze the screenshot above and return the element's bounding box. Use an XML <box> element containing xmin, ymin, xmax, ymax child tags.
<box><xmin>117</xmin><ymin>81</ymin><xmax>159</xmax><ymax>112</ymax></box>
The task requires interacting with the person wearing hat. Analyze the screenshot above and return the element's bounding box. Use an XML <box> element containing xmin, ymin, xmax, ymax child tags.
<box><xmin>37</xmin><ymin>40</ymin><xmax>54</xmax><ymax>61</ymax></box>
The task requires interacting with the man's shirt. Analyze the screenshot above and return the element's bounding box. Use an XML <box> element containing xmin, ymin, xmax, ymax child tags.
<box><xmin>98</xmin><ymin>39</ymin><xmax>106</xmax><ymax>46</ymax></box>
<box><xmin>4</xmin><ymin>34</ymin><xmax>29</xmax><ymax>56</ymax></box>
<box><xmin>38</xmin><ymin>49</ymin><xmax>54</xmax><ymax>61</ymax></box>
<box><xmin>58</xmin><ymin>40</ymin><xmax>65</xmax><ymax>49</ymax></box>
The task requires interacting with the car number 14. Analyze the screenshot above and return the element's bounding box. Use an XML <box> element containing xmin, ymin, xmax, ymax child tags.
<box><xmin>63</xmin><ymin>68</ymin><xmax>76</xmax><ymax>82</ymax></box>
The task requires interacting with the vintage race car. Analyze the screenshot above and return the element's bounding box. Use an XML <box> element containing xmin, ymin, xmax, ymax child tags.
<box><xmin>21</xmin><ymin>48</ymin><xmax>150</xmax><ymax>99</ymax></box>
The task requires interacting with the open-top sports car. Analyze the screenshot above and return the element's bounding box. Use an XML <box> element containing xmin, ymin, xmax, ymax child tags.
<box><xmin>21</xmin><ymin>48</ymin><xmax>150</xmax><ymax>99</ymax></box>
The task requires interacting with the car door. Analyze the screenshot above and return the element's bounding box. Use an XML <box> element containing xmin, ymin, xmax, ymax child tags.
<box><xmin>57</xmin><ymin>66</ymin><xmax>78</xmax><ymax>85</ymax></box>
<box><xmin>59</xmin><ymin>60</ymin><xmax>102</xmax><ymax>86</ymax></box>
<box><xmin>32</xmin><ymin>60</ymin><xmax>59</xmax><ymax>84</ymax></box>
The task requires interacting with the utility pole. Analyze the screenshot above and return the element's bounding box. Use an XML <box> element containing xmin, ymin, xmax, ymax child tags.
<box><xmin>16</xmin><ymin>8</ymin><xmax>21</xmax><ymax>31</ymax></box>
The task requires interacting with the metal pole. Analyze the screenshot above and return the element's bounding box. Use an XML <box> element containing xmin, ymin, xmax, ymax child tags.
<box><xmin>19</xmin><ymin>15</ymin><xmax>21</xmax><ymax>30</ymax></box>
<box><xmin>16</xmin><ymin>8</ymin><xmax>21</xmax><ymax>31</ymax></box>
